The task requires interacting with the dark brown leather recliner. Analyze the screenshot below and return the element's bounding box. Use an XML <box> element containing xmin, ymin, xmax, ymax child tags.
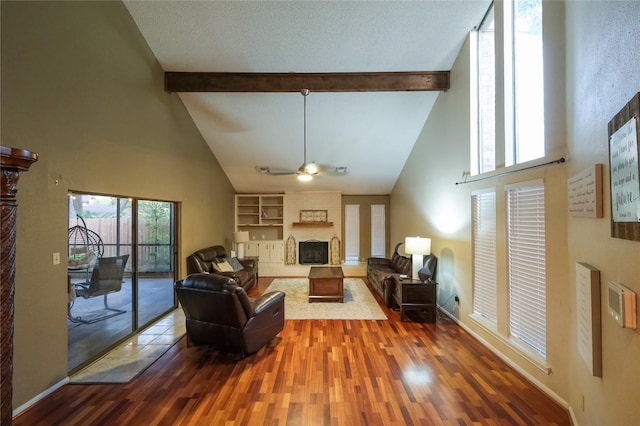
<box><xmin>186</xmin><ymin>245</ymin><xmax>257</xmax><ymax>292</ymax></box>
<box><xmin>175</xmin><ymin>273</ymin><xmax>285</xmax><ymax>355</ymax></box>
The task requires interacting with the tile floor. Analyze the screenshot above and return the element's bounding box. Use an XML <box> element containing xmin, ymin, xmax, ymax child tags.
<box><xmin>70</xmin><ymin>308</ymin><xmax>186</xmax><ymax>383</ymax></box>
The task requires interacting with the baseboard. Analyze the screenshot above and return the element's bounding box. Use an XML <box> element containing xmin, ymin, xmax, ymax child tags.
<box><xmin>12</xmin><ymin>377</ymin><xmax>69</xmax><ymax>418</ymax></box>
<box><xmin>440</xmin><ymin>307</ymin><xmax>572</xmax><ymax>414</ymax></box>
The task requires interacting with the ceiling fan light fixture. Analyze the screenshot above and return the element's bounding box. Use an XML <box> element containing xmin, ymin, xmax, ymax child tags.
<box><xmin>297</xmin><ymin>173</ymin><xmax>313</xmax><ymax>182</ymax></box>
<box><xmin>302</xmin><ymin>162</ymin><xmax>319</xmax><ymax>174</ymax></box>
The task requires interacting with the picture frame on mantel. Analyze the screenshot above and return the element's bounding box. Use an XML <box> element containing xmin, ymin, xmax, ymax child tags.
<box><xmin>608</xmin><ymin>92</ymin><xmax>640</xmax><ymax>241</ymax></box>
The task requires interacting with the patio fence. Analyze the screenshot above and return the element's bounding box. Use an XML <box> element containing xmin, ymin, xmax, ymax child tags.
<box><xmin>73</xmin><ymin>217</ymin><xmax>173</xmax><ymax>273</ymax></box>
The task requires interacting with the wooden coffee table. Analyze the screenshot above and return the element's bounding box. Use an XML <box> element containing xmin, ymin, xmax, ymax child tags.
<box><xmin>308</xmin><ymin>266</ymin><xmax>344</xmax><ymax>303</ymax></box>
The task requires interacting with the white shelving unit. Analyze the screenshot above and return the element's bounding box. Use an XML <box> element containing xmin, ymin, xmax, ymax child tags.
<box><xmin>236</xmin><ymin>194</ymin><xmax>284</xmax><ymax>262</ymax></box>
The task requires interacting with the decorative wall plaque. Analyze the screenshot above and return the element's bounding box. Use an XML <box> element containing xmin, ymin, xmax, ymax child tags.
<box><xmin>568</xmin><ymin>164</ymin><xmax>603</xmax><ymax>218</ymax></box>
<box><xmin>299</xmin><ymin>209</ymin><xmax>328</xmax><ymax>222</ymax></box>
<box><xmin>608</xmin><ymin>92</ymin><xmax>640</xmax><ymax>241</ymax></box>
<box><xmin>576</xmin><ymin>262</ymin><xmax>602</xmax><ymax>377</ymax></box>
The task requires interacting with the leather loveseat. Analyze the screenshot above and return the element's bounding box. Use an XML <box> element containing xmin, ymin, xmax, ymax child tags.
<box><xmin>367</xmin><ymin>242</ymin><xmax>437</xmax><ymax>308</ymax></box>
<box><xmin>186</xmin><ymin>245</ymin><xmax>257</xmax><ymax>292</ymax></box>
<box><xmin>175</xmin><ymin>273</ymin><xmax>285</xmax><ymax>355</ymax></box>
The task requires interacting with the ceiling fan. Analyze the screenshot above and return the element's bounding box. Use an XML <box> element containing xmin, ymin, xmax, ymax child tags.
<box><xmin>255</xmin><ymin>89</ymin><xmax>348</xmax><ymax>181</ymax></box>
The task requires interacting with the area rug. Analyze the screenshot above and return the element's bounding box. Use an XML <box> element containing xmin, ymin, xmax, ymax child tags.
<box><xmin>264</xmin><ymin>278</ymin><xmax>387</xmax><ymax>320</ymax></box>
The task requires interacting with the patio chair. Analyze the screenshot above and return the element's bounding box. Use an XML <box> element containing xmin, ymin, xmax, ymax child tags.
<box><xmin>68</xmin><ymin>254</ymin><xmax>129</xmax><ymax>324</ymax></box>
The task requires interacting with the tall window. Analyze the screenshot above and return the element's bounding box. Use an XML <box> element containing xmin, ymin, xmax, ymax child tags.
<box><xmin>506</xmin><ymin>180</ymin><xmax>546</xmax><ymax>358</ymax></box>
<box><xmin>475</xmin><ymin>4</ymin><xmax>496</xmax><ymax>174</ymax></box>
<box><xmin>370</xmin><ymin>205</ymin><xmax>386</xmax><ymax>258</ymax></box>
<box><xmin>506</xmin><ymin>0</ymin><xmax>545</xmax><ymax>165</ymax></box>
<box><xmin>344</xmin><ymin>204</ymin><xmax>360</xmax><ymax>262</ymax></box>
<box><xmin>471</xmin><ymin>189</ymin><xmax>497</xmax><ymax>324</ymax></box>
<box><xmin>473</xmin><ymin>0</ymin><xmax>544</xmax><ymax>174</ymax></box>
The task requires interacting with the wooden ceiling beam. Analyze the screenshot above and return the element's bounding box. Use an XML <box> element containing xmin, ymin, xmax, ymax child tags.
<box><xmin>164</xmin><ymin>71</ymin><xmax>450</xmax><ymax>93</ymax></box>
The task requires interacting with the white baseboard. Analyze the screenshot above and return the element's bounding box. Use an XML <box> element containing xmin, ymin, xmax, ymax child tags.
<box><xmin>13</xmin><ymin>377</ymin><xmax>69</xmax><ymax>418</ymax></box>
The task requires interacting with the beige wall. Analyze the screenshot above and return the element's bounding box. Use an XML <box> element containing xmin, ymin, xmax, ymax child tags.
<box><xmin>565</xmin><ymin>2</ymin><xmax>640</xmax><ymax>425</ymax></box>
<box><xmin>342</xmin><ymin>195</ymin><xmax>390</xmax><ymax>259</ymax></box>
<box><xmin>2</xmin><ymin>2</ymin><xmax>235</xmax><ymax>408</ymax></box>
<box><xmin>392</xmin><ymin>1</ymin><xmax>640</xmax><ymax>424</ymax></box>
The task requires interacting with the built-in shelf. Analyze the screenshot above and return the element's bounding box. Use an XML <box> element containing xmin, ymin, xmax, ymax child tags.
<box><xmin>291</xmin><ymin>222</ymin><xmax>334</xmax><ymax>227</ymax></box>
<box><xmin>236</xmin><ymin>194</ymin><xmax>284</xmax><ymax>240</ymax></box>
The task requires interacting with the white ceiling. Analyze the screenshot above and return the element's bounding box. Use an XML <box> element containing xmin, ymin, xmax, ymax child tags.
<box><xmin>123</xmin><ymin>1</ymin><xmax>490</xmax><ymax>195</ymax></box>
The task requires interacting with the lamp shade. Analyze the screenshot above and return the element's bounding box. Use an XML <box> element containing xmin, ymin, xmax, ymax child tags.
<box><xmin>404</xmin><ymin>237</ymin><xmax>431</xmax><ymax>255</ymax></box>
<box><xmin>233</xmin><ymin>231</ymin><xmax>250</xmax><ymax>243</ymax></box>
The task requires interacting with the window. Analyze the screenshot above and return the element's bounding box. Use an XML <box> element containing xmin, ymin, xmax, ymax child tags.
<box><xmin>370</xmin><ymin>205</ymin><xmax>386</xmax><ymax>258</ymax></box>
<box><xmin>473</xmin><ymin>0</ymin><xmax>544</xmax><ymax>174</ymax></box>
<box><xmin>506</xmin><ymin>0</ymin><xmax>545</xmax><ymax>165</ymax></box>
<box><xmin>506</xmin><ymin>179</ymin><xmax>546</xmax><ymax>358</ymax></box>
<box><xmin>474</xmin><ymin>4</ymin><xmax>496</xmax><ymax>174</ymax></box>
<box><xmin>344</xmin><ymin>204</ymin><xmax>360</xmax><ymax>262</ymax></box>
<box><xmin>471</xmin><ymin>189</ymin><xmax>497</xmax><ymax>324</ymax></box>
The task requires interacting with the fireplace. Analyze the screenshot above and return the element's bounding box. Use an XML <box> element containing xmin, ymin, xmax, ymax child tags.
<box><xmin>299</xmin><ymin>240</ymin><xmax>328</xmax><ymax>265</ymax></box>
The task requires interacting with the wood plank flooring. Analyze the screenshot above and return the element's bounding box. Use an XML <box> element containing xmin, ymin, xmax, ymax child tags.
<box><xmin>14</xmin><ymin>277</ymin><xmax>571</xmax><ymax>425</ymax></box>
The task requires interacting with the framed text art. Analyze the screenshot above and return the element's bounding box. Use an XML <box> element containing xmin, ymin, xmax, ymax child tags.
<box><xmin>299</xmin><ymin>210</ymin><xmax>328</xmax><ymax>223</ymax></box>
<box><xmin>608</xmin><ymin>92</ymin><xmax>640</xmax><ymax>241</ymax></box>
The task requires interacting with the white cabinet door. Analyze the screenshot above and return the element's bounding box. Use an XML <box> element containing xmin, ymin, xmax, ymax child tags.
<box><xmin>258</xmin><ymin>242</ymin><xmax>270</xmax><ymax>261</ymax></box>
<box><xmin>252</xmin><ymin>240</ymin><xmax>284</xmax><ymax>263</ymax></box>
<box><xmin>245</xmin><ymin>242</ymin><xmax>259</xmax><ymax>257</ymax></box>
<box><xmin>269</xmin><ymin>241</ymin><xmax>284</xmax><ymax>263</ymax></box>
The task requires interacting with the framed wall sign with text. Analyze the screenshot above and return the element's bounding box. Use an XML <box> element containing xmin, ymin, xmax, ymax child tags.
<box><xmin>608</xmin><ymin>92</ymin><xmax>640</xmax><ymax>241</ymax></box>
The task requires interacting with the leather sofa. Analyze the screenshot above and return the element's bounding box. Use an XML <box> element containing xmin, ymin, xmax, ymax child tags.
<box><xmin>186</xmin><ymin>245</ymin><xmax>257</xmax><ymax>292</ymax></box>
<box><xmin>367</xmin><ymin>242</ymin><xmax>437</xmax><ymax>307</ymax></box>
<box><xmin>175</xmin><ymin>273</ymin><xmax>285</xmax><ymax>355</ymax></box>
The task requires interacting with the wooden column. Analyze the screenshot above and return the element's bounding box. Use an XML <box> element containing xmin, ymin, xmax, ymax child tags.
<box><xmin>0</xmin><ymin>146</ymin><xmax>38</xmax><ymax>425</ymax></box>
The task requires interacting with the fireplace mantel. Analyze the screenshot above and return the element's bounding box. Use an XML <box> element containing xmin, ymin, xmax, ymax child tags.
<box><xmin>291</xmin><ymin>222</ymin><xmax>333</xmax><ymax>227</ymax></box>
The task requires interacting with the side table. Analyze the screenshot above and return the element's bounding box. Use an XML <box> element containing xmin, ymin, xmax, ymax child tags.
<box><xmin>392</xmin><ymin>276</ymin><xmax>438</xmax><ymax>323</ymax></box>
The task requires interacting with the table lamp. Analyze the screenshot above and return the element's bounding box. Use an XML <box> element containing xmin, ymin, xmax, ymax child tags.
<box><xmin>404</xmin><ymin>236</ymin><xmax>431</xmax><ymax>281</ymax></box>
<box><xmin>233</xmin><ymin>231</ymin><xmax>250</xmax><ymax>259</ymax></box>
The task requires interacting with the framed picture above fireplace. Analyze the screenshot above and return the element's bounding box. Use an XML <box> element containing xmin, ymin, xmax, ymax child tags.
<box><xmin>299</xmin><ymin>209</ymin><xmax>328</xmax><ymax>222</ymax></box>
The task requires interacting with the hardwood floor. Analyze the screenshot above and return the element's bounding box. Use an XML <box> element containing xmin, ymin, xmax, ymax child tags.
<box><xmin>15</xmin><ymin>277</ymin><xmax>571</xmax><ymax>425</ymax></box>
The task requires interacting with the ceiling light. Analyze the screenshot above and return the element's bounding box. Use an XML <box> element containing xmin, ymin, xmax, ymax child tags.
<box><xmin>297</xmin><ymin>173</ymin><xmax>313</xmax><ymax>182</ymax></box>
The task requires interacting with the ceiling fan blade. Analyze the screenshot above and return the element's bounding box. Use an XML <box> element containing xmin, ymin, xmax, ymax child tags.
<box><xmin>315</xmin><ymin>164</ymin><xmax>348</xmax><ymax>175</ymax></box>
<box><xmin>255</xmin><ymin>166</ymin><xmax>296</xmax><ymax>175</ymax></box>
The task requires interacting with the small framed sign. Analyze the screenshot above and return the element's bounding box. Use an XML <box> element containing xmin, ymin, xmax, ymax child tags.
<box><xmin>299</xmin><ymin>209</ymin><xmax>328</xmax><ymax>222</ymax></box>
<box><xmin>608</xmin><ymin>92</ymin><xmax>640</xmax><ymax>241</ymax></box>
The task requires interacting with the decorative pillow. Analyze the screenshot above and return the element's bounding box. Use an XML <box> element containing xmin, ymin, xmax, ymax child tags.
<box><xmin>227</xmin><ymin>257</ymin><xmax>244</xmax><ymax>272</ymax></box>
<box><xmin>216</xmin><ymin>261</ymin><xmax>234</xmax><ymax>272</ymax></box>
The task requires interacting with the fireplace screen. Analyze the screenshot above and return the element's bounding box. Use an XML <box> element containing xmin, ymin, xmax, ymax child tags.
<box><xmin>299</xmin><ymin>240</ymin><xmax>328</xmax><ymax>265</ymax></box>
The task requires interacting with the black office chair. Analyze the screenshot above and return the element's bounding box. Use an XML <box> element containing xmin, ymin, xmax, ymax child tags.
<box><xmin>68</xmin><ymin>254</ymin><xmax>129</xmax><ymax>324</ymax></box>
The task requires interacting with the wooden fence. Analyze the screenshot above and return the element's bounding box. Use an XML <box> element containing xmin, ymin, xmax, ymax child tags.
<box><xmin>71</xmin><ymin>217</ymin><xmax>173</xmax><ymax>272</ymax></box>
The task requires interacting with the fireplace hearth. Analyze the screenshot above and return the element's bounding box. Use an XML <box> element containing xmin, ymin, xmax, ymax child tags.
<box><xmin>299</xmin><ymin>240</ymin><xmax>328</xmax><ymax>265</ymax></box>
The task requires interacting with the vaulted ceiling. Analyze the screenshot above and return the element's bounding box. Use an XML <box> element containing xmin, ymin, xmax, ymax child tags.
<box><xmin>123</xmin><ymin>1</ymin><xmax>490</xmax><ymax>195</ymax></box>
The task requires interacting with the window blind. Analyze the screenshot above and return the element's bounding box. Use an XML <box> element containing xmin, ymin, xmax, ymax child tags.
<box><xmin>370</xmin><ymin>205</ymin><xmax>386</xmax><ymax>258</ymax></box>
<box><xmin>506</xmin><ymin>179</ymin><xmax>546</xmax><ymax>357</ymax></box>
<box><xmin>471</xmin><ymin>189</ymin><xmax>497</xmax><ymax>323</ymax></box>
<box><xmin>344</xmin><ymin>204</ymin><xmax>360</xmax><ymax>261</ymax></box>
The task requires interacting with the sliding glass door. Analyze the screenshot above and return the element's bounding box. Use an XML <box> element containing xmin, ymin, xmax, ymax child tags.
<box><xmin>67</xmin><ymin>193</ymin><xmax>177</xmax><ymax>373</ymax></box>
<box><xmin>137</xmin><ymin>200</ymin><xmax>176</xmax><ymax>326</ymax></box>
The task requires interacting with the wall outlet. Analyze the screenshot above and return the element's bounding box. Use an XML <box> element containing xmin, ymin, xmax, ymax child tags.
<box><xmin>52</xmin><ymin>252</ymin><xmax>61</xmax><ymax>265</ymax></box>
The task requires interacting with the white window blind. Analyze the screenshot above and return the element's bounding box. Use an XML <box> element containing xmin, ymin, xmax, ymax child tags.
<box><xmin>370</xmin><ymin>205</ymin><xmax>386</xmax><ymax>258</ymax></box>
<box><xmin>344</xmin><ymin>204</ymin><xmax>360</xmax><ymax>261</ymax></box>
<box><xmin>506</xmin><ymin>179</ymin><xmax>546</xmax><ymax>357</ymax></box>
<box><xmin>471</xmin><ymin>189</ymin><xmax>497</xmax><ymax>324</ymax></box>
